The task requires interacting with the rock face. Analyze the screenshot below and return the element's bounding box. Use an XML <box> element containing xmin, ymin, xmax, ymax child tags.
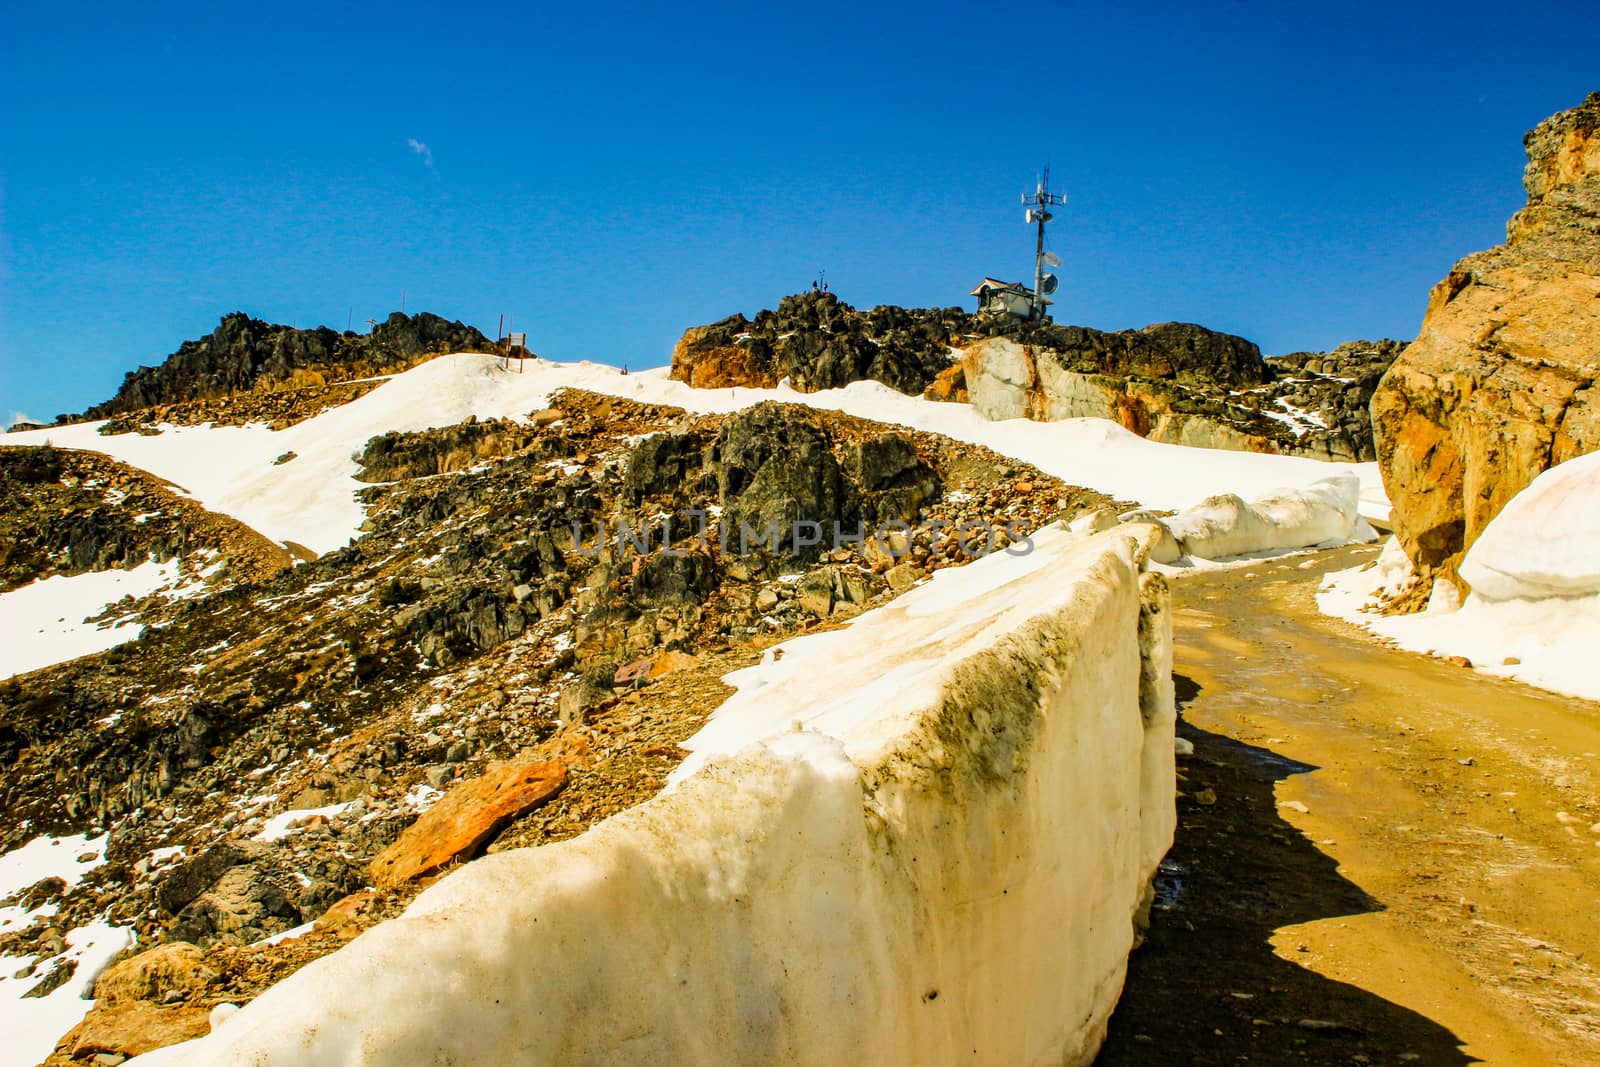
<box><xmin>959</xmin><ymin>335</ymin><xmax>1395</xmax><ymax>461</ymax></box>
<box><xmin>80</xmin><ymin>311</ymin><xmax>491</xmax><ymax>420</ymax></box>
<box><xmin>1373</xmin><ymin>92</ymin><xmax>1600</xmax><ymax>591</ymax></box>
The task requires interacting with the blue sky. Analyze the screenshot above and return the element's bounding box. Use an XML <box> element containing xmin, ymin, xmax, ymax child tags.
<box><xmin>1</xmin><ymin>1</ymin><xmax>1595</xmax><ymax>424</ymax></box>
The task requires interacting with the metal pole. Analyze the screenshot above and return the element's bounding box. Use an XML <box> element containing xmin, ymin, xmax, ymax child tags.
<box><xmin>1033</xmin><ymin>172</ymin><xmax>1047</xmax><ymax>321</ymax></box>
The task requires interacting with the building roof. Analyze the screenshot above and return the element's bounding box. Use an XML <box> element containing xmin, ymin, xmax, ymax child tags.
<box><xmin>970</xmin><ymin>277</ymin><xmax>1027</xmax><ymax>297</ymax></box>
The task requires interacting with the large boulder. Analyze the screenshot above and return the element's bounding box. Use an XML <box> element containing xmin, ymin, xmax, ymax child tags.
<box><xmin>960</xmin><ymin>336</ymin><xmax>1285</xmax><ymax>453</ymax></box>
<box><xmin>1373</xmin><ymin>92</ymin><xmax>1600</xmax><ymax>592</ymax></box>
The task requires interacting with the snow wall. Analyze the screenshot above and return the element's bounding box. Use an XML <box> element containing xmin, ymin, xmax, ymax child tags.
<box><xmin>136</xmin><ymin>526</ymin><xmax>1176</xmax><ymax>1067</ymax></box>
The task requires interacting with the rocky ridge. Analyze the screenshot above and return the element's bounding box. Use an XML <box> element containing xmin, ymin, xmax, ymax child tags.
<box><xmin>1373</xmin><ymin>91</ymin><xmax>1600</xmax><ymax>595</ymax></box>
<box><xmin>76</xmin><ymin>312</ymin><xmax>491</xmax><ymax>423</ymax></box>
<box><xmin>671</xmin><ymin>290</ymin><xmax>1400</xmax><ymax>462</ymax></box>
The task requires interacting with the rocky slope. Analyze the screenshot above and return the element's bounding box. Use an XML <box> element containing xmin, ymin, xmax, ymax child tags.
<box><xmin>0</xmin><ymin>390</ymin><xmax>1115</xmax><ymax>1063</ymax></box>
<box><xmin>76</xmin><ymin>312</ymin><xmax>491</xmax><ymax>423</ymax></box>
<box><xmin>1373</xmin><ymin>91</ymin><xmax>1600</xmax><ymax>594</ymax></box>
<box><xmin>670</xmin><ymin>290</ymin><xmax>1399</xmax><ymax>462</ymax></box>
<box><xmin>0</xmin><ymin>448</ymin><xmax>289</xmax><ymax>593</ymax></box>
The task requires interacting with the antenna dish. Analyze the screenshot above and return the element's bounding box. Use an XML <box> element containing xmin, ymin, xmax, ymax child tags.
<box><xmin>1042</xmin><ymin>251</ymin><xmax>1062</xmax><ymax>268</ymax></box>
<box><xmin>1040</xmin><ymin>273</ymin><xmax>1059</xmax><ymax>295</ymax></box>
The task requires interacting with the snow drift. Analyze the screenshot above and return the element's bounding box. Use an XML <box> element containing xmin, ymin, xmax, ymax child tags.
<box><xmin>1457</xmin><ymin>450</ymin><xmax>1600</xmax><ymax>601</ymax></box>
<box><xmin>1320</xmin><ymin>451</ymin><xmax>1600</xmax><ymax>703</ymax></box>
<box><xmin>131</xmin><ymin>525</ymin><xmax>1175</xmax><ymax>1067</ymax></box>
<box><xmin>1162</xmin><ymin>474</ymin><xmax>1369</xmax><ymax>561</ymax></box>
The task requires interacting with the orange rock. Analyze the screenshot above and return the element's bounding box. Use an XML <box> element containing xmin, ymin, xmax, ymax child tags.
<box><xmin>922</xmin><ymin>363</ymin><xmax>967</xmax><ymax>403</ymax></box>
<box><xmin>314</xmin><ymin>888</ymin><xmax>377</xmax><ymax>934</ymax></box>
<box><xmin>647</xmin><ymin>649</ymin><xmax>701</xmax><ymax>680</ymax></box>
<box><xmin>369</xmin><ymin>759</ymin><xmax>567</xmax><ymax>888</ymax></box>
<box><xmin>66</xmin><ymin>1002</ymin><xmax>213</xmax><ymax>1060</ymax></box>
<box><xmin>94</xmin><ymin>942</ymin><xmax>216</xmax><ymax>1005</ymax></box>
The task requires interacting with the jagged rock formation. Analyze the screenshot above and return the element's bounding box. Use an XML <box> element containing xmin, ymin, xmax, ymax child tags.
<box><xmin>670</xmin><ymin>291</ymin><xmax>1399</xmax><ymax>461</ymax></box>
<box><xmin>1373</xmin><ymin>92</ymin><xmax>1600</xmax><ymax>592</ymax></box>
<box><xmin>670</xmin><ymin>291</ymin><xmax>968</xmax><ymax>394</ymax></box>
<box><xmin>79</xmin><ymin>312</ymin><xmax>491</xmax><ymax>421</ymax></box>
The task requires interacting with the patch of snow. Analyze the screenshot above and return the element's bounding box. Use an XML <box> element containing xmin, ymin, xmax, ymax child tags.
<box><xmin>1163</xmin><ymin>474</ymin><xmax>1373</xmax><ymax>561</ymax></box>
<box><xmin>0</xmin><ymin>920</ymin><xmax>133</xmax><ymax>1067</ymax></box>
<box><xmin>0</xmin><ymin>833</ymin><xmax>110</xmax><ymax>938</ymax></box>
<box><xmin>402</xmin><ymin>784</ymin><xmax>443</xmax><ymax>812</ymax></box>
<box><xmin>0</xmin><ymin>561</ymin><xmax>180</xmax><ymax>678</ymax></box>
<box><xmin>1458</xmin><ymin>451</ymin><xmax>1600</xmax><ymax>601</ymax></box>
<box><xmin>252</xmin><ymin>802</ymin><xmax>354</xmax><ymax>843</ymax></box>
<box><xmin>249</xmin><ymin>920</ymin><xmax>317</xmax><ymax>949</ymax></box>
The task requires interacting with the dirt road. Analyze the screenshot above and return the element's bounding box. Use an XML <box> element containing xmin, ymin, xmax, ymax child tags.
<box><xmin>1096</xmin><ymin>544</ymin><xmax>1600</xmax><ymax>1066</ymax></box>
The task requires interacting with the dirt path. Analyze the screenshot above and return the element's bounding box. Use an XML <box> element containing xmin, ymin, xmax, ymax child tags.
<box><xmin>1097</xmin><ymin>543</ymin><xmax>1600</xmax><ymax>1066</ymax></box>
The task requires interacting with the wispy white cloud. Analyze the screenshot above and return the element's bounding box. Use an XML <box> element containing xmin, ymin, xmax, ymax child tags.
<box><xmin>407</xmin><ymin>138</ymin><xmax>434</xmax><ymax>167</ymax></box>
<box><xmin>5</xmin><ymin>410</ymin><xmax>41</xmax><ymax>429</ymax></box>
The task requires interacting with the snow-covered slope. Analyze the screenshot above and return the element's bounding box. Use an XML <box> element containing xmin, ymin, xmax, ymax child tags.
<box><xmin>1320</xmin><ymin>452</ymin><xmax>1600</xmax><ymax>703</ymax></box>
<box><xmin>0</xmin><ymin>560</ymin><xmax>180</xmax><ymax>677</ymax></box>
<box><xmin>130</xmin><ymin>525</ymin><xmax>1174</xmax><ymax>1067</ymax></box>
<box><xmin>7</xmin><ymin>355</ymin><xmax>1389</xmax><ymax>557</ymax></box>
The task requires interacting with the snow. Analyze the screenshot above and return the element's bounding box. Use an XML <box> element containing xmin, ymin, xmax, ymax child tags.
<box><xmin>128</xmin><ymin>526</ymin><xmax>1174</xmax><ymax>1066</ymax></box>
<box><xmin>7</xmin><ymin>354</ymin><xmax>1388</xmax><ymax>556</ymax></box>
<box><xmin>0</xmin><ymin>834</ymin><xmax>128</xmax><ymax>1065</ymax></box>
<box><xmin>1320</xmin><ymin>453</ymin><xmax>1600</xmax><ymax>703</ymax></box>
<box><xmin>0</xmin><ymin>560</ymin><xmax>179</xmax><ymax>678</ymax></box>
<box><xmin>1162</xmin><ymin>474</ymin><xmax>1372</xmax><ymax>561</ymax></box>
<box><xmin>0</xmin><ymin>833</ymin><xmax>110</xmax><ymax>936</ymax></box>
<box><xmin>1457</xmin><ymin>451</ymin><xmax>1600</xmax><ymax>600</ymax></box>
<box><xmin>250</xmin><ymin>920</ymin><xmax>317</xmax><ymax>949</ymax></box>
<box><xmin>251</xmin><ymin>802</ymin><xmax>353</xmax><ymax>843</ymax></box>
<box><xmin>0</xmin><ymin>920</ymin><xmax>132</xmax><ymax>1067</ymax></box>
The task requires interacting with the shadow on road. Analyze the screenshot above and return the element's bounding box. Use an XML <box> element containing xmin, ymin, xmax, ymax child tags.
<box><xmin>1094</xmin><ymin>672</ymin><xmax>1472</xmax><ymax>1066</ymax></box>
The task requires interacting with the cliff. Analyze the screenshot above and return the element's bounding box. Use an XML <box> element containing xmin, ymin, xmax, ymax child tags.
<box><xmin>1372</xmin><ymin>91</ymin><xmax>1600</xmax><ymax>592</ymax></box>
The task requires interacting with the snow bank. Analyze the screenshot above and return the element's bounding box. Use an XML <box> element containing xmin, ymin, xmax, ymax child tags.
<box><xmin>1164</xmin><ymin>474</ymin><xmax>1369</xmax><ymax>561</ymax></box>
<box><xmin>1320</xmin><ymin>453</ymin><xmax>1600</xmax><ymax>703</ymax></box>
<box><xmin>0</xmin><ymin>560</ymin><xmax>179</xmax><ymax>678</ymax></box>
<box><xmin>1458</xmin><ymin>451</ymin><xmax>1600</xmax><ymax>600</ymax></box>
<box><xmin>131</xmin><ymin>526</ymin><xmax>1175</xmax><ymax>1066</ymax></box>
<box><xmin>7</xmin><ymin>355</ymin><xmax>1388</xmax><ymax>555</ymax></box>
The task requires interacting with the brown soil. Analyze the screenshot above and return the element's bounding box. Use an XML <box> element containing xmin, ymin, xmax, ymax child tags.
<box><xmin>1098</xmin><ymin>544</ymin><xmax>1600</xmax><ymax>1066</ymax></box>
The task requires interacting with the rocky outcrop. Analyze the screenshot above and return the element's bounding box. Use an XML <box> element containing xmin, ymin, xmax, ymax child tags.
<box><xmin>959</xmin><ymin>336</ymin><xmax>1317</xmax><ymax>457</ymax></box>
<box><xmin>80</xmin><ymin>311</ymin><xmax>491</xmax><ymax>420</ymax></box>
<box><xmin>672</xmin><ymin>293</ymin><xmax>1395</xmax><ymax>461</ymax></box>
<box><xmin>1373</xmin><ymin>92</ymin><xmax>1600</xmax><ymax>592</ymax></box>
<box><xmin>670</xmin><ymin>291</ymin><xmax>968</xmax><ymax>395</ymax></box>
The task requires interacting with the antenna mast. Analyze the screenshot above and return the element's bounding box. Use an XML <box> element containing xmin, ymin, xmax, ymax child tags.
<box><xmin>1022</xmin><ymin>167</ymin><xmax>1065</xmax><ymax>321</ymax></box>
